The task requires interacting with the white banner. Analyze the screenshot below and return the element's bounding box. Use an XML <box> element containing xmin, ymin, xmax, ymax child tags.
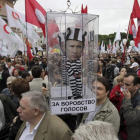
<box><xmin>7</xmin><ymin>42</ymin><xmax>19</xmax><ymax>57</ymax></box>
<box><xmin>50</xmin><ymin>98</ymin><xmax>96</xmax><ymax>114</ymax></box>
<box><xmin>6</xmin><ymin>4</ymin><xmax>40</xmax><ymax>44</ymax></box>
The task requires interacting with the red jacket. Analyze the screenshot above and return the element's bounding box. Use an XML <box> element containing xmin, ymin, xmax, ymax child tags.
<box><xmin>109</xmin><ymin>84</ymin><xmax>124</xmax><ymax>112</ymax></box>
<box><xmin>12</xmin><ymin>67</ymin><xmax>25</xmax><ymax>76</ymax></box>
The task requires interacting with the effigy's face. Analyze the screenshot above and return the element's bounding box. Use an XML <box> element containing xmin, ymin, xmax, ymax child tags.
<box><xmin>66</xmin><ymin>40</ymin><xmax>83</xmax><ymax>61</ymax></box>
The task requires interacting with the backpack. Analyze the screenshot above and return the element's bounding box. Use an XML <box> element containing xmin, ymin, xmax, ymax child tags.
<box><xmin>105</xmin><ymin>65</ymin><xmax>116</xmax><ymax>82</ymax></box>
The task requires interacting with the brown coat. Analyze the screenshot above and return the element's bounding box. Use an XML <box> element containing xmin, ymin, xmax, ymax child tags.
<box><xmin>15</xmin><ymin>111</ymin><xmax>73</xmax><ymax>140</ymax></box>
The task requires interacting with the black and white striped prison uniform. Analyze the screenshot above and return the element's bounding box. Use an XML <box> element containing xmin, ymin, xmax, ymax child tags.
<box><xmin>61</xmin><ymin>55</ymin><xmax>69</xmax><ymax>85</ymax></box>
<box><xmin>66</xmin><ymin>59</ymin><xmax>82</xmax><ymax>96</ymax></box>
<box><xmin>87</xmin><ymin>59</ymin><xmax>93</xmax><ymax>90</ymax></box>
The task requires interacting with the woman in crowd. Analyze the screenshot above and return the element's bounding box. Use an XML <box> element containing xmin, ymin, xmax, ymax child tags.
<box><xmin>13</xmin><ymin>69</ymin><xmax>22</xmax><ymax>78</ymax></box>
<box><xmin>113</xmin><ymin>67</ymin><xmax>127</xmax><ymax>87</ymax></box>
<box><xmin>109</xmin><ymin>75</ymin><xmax>124</xmax><ymax>112</ymax></box>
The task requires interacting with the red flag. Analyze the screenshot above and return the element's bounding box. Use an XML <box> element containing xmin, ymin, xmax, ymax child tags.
<box><xmin>25</xmin><ymin>0</ymin><xmax>46</xmax><ymax>36</ymax></box>
<box><xmin>128</xmin><ymin>18</ymin><xmax>137</xmax><ymax>46</ymax></box>
<box><xmin>81</xmin><ymin>4</ymin><xmax>88</xmax><ymax>13</ymax></box>
<box><xmin>26</xmin><ymin>39</ymin><xmax>33</xmax><ymax>61</ymax></box>
<box><xmin>131</xmin><ymin>0</ymin><xmax>140</xmax><ymax>19</ymax></box>
<box><xmin>136</xmin><ymin>19</ymin><xmax>140</xmax><ymax>47</ymax></box>
<box><xmin>47</xmin><ymin>19</ymin><xmax>59</xmax><ymax>48</ymax></box>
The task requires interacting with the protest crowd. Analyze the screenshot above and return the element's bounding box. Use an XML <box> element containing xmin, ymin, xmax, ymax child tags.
<box><xmin>0</xmin><ymin>45</ymin><xmax>140</xmax><ymax>140</ymax></box>
<box><xmin>1</xmin><ymin>0</ymin><xmax>140</xmax><ymax>140</ymax></box>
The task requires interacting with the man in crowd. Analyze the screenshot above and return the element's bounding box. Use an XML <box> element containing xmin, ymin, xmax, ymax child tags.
<box><xmin>130</xmin><ymin>62</ymin><xmax>140</xmax><ymax>77</ymax></box>
<box><xmin>29</xmin><ymin>66</ymin><xmax>46</xmax><ymax>91</ymax></box>
<box><xmin>1</xmin><ymin>76</ymin><xmax>18</xmax><ymax>106</ymax></box>
<box><xmin>120</xmin><ymin>73</ymin><xmax>140</xmax><ymax>140</ymax></box>
<box><xmin>7</xmin><ymin>61</ymin><xmax>14</xmax><ymax>76</ymax></box>
<box><xmin>0</xmin><ymin>63</ymin><xmax>10</xmax><ymax>93</ymax></box>
<box><xmin>81</xmin><ymin>76</ymin><xmax>120</xmax><ymax>134</ymax></box>
<box><xmin>15</xmin><ymin>91</ymin><xmax>72</xmax><ymax>140</ymax></box>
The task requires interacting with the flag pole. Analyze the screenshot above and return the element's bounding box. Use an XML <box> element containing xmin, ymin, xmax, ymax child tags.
<box><xmin>121</xmin><ymin>19</ymin><xmax>131</xmax><ymax>66</ymax></box>
<box><xmin>25</xmin><ymin>0</ymin><xmax>30</xmax><ymax>71</ymax></box>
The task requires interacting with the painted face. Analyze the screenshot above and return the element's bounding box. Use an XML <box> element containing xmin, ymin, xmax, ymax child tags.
<box><xmin>123</xmin><ymin>76</ymin><xmax>138</xmax><ymax>95</ymax></box>
<box><xmin>66</xmin><ymin>40</ymin><xmax>83</xmax><ymax>61</ymax></box>
<box><xmin>17</xmin><ymin>97</ymin><xmax>35</xmax><ymax>122</ymax></box>
<box><xmin>119</xmin><ymin>68</ymin><xmax>127</xmax><ymax>76</ymax></box>
<box><xmin>92</xmin><ymin>81</ymin><xmax>108</xmax><ymax>102</ymax></box>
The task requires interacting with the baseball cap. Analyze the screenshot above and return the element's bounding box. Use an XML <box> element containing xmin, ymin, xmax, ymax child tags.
<box><xmin>130</xmin><ymin>62</ymin><xmax>139</xmax><ymax>68</ymax></box>
<box><xmin>7</xmin><ymin>76</ymin><xmax>16</xmax><ymax>85</ymax></box>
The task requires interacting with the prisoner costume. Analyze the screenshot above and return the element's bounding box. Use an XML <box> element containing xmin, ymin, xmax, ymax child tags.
<box><xmin>66</xmin><ymin>59</ymin><xmax>82</xmax><ymax>98</ymax></box>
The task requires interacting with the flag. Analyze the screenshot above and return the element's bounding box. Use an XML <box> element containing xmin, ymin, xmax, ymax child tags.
<box><xmin>114</xmin><ymin>26</ymin><xmax>121</xmax><ymax>42</ymax></box>
<box><xmin>47</xmin><ymin>20</ymin><xmax>59</xmax><ymax>47</ymax></box>
<box><xmin>128</xmin><ymin>19</ymin><xmax>137</xmax><ymax>46</ymax></box>
<box><xmin>0</xmin><ymin>40</ymin><xmax>8</xmax><ymax>56</ymax></box>
<box><xmin>101</xmin><ymin>41</ymin><xmax>105</xmax><ymax>53</ymax></box>
<box><xmin>81</xmin><ymin>4</ymin><xmax>88</xmax><ymax>13</ymax></box>
<box><xmin>7</xmin><ymin>41</ymin><xmax>19</xmax><ymax>57</ymax></box>
<box><xmin>112</xmin><ymin>42</ymin><xmax>116</xmax><ymax>54</ymax></box>
<box><xmin>26</xmin><ymin>39</ymin><xmax>33</xmax><ymax>61</ymax></box>
<box><xmin>0</xmin><ymin>16</ymin><xmax>23</xmax><ymax>56</ymax></box>
<box><xmin>6</xmin><ymin>4</ymin><xmax>40</xmax><ymax>43</ymax></box>
<box><xmin>120</xmin><ymin>41</ymin><xmax>124</xmax><ymax>53</ymax></box>
<box><xmin>25</xmin><ymin>0</ymin><xmax>46</xmax><ymax>36</ymax></box>
<box><xmin>136</xmin><ymin>19</ymin><xmax>140</xmax><ymax>48</ymax></box>
<box><xmin>116</xmin><ymin>40</ymin><xmax>120</xmax><ymax>51</ymax></box>
<box><xmin>131</xmin><ymin>0</ymin><xmax>140</xmax><ymax>19</ymax></box>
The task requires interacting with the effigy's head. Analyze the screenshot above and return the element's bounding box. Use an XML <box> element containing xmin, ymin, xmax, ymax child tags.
<box><xmin>66</xmin><ymin>27</ymin><xmax>87</xmax><ymax>61</ymax></box>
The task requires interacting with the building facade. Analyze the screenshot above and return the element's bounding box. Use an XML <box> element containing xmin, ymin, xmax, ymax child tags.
<box><xmin>0</xmin><ymin>0</ymin><xmax>17</xmax><ymax>20</ymax></box>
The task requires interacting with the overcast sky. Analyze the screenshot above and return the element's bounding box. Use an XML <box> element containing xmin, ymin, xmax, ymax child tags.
<box><xmin>14</xmin><ymin>0</ymin><xmax>137</xmax><ymax>35</ymax></box>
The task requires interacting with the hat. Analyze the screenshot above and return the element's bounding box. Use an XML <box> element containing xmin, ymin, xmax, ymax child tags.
<box><xmin>66</xmin><ymin>27</ymin><xmax>87</xmax><ymax>43</ymax></box>
<box><xmin>130</xmin><ymin>62</ymin><xmax>139</xmax><ymax>68</ymax></box>
<box><xmin>7</xmin><ymin>76</ymin><xmax>16</xmax><ymax>84</ymax></box>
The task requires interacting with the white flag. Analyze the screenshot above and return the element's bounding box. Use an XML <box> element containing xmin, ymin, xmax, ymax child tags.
<box><xmin>101</xmin><ymin>41</ymin><xmax>105</xmax><ymax>53</ymax></box>
<box><xmin>0</xmin><ymin>16</ymin><xmax>23</xmax><ymax>44</ymax></box>
<box><xmin>7</xmin><ymin>42</ymin><xmax>19</xmax><ymax>57</ymax></box>
<box><xmin>6</xmin><ymin>4</ymin><xmax>40</xmax><ymax>43</ymax></box>
<box><xmin>0</xmin><ymin>16</ymin><xmax>22</xmax><ymax>57</ymax></box>
<box><xmin>112</xmin><ymin>42</ymin><xmax>116</xmax><ymax>54</ymax></box>
<box><xmin>0</xmin><ymin>40</ymin><xmax>8</xmax><ymax>56</ymax></box>
<box><xmin>114</xmin><ymin>26</ymin><xmax>121</xmax><ymax>42</ymax></box>
<box><xmin>120</xmin><ymin>41</ymin><xmax>124</xmax><ymax>53</ymax></box>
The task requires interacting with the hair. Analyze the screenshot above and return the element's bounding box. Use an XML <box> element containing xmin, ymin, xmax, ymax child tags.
<box><xmin>117</xmin><ymin>75</ymin><xmax>124</xmax><ymax>82</ymax></box>
<box><xmin>111</xmin><ymin>59</ymin><xmax>117</xmax><ymax>64</ymax></box>
<box><xmin>31</xmin><ymin>66</ymin><xmax>42</xmax><ymax>78</ymax></box>
<box><xmin>11</xmin><ymin>78</ymin><xmax>30</xmax><ymax>99</ymax></box>
<box><xmin>72</xmin><ymin>121</ymin><xmax>118</xmax><ymax>140</ymax></box>
<box><xmin>131</xmin><ymin>56</ymin><xmax>138</xmax><ymax>62</ymax></box>
<box><xmin>22</xmin><ymin>91</ymin><xmax>47</xmax><ymax>113</ymax></box>
<box><xmin>124</xmin><ymin>73</ymin><xmax>140</xmax><ymax>86</ymax></box>
<box><xmin>14</xmin><ymin>69</ymin><xmax>22</xmax><ymax>76</ymax></box>
<box><xmin>22</xmin><ymin>72</ymin><xmax>30</xmax><ymax>79</ymax></box>
<box><xmin>93</xmin><ymin>76</ymin><xmax>110</xmax><ymax>92</ymax></box>
<box><xmin>119</xmin><ymin>67</ymin><xmax>126</xmax><ymax>72</ymax></box>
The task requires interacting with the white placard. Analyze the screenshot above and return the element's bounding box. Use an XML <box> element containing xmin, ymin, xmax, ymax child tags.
<box><xmin>50</xmin><ymin>98</ymin><xmax>96</xmax><ymax>114</ymax></box>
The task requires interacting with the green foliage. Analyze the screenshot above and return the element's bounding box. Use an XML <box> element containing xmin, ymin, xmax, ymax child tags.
<box><xmin>99</xmin><ymin>32</ymin><xmax>133</xmax><ymax>47</ymax></box>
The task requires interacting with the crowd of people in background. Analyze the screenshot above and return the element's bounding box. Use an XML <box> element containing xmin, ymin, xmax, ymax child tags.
<box><xmin>0</xmin><ymin>49</ymin><xmax>140</xmax><ymax>140</ymax></box>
